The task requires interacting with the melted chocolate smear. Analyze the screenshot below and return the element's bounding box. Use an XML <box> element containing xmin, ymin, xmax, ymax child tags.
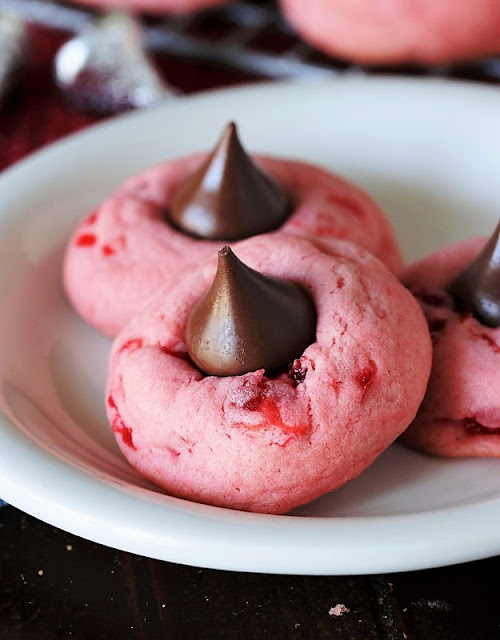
<box><xmin>168</xmin><ymin>122</ymin><xmax>291</xmax><ymax>241</ymax></box>
<box><xmin>449</xmin><ymin>221</ymin><xmax>500</xmax><ymax>328</ymax></box>
<box><xmin>185</xmin><ymin>246</ymin><xmax>316</xmax><ymax>377</ymax></box>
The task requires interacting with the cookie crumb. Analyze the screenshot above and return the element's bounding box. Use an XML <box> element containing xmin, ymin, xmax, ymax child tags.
<box><xmin>329</xmin><ymin>604</ymin><xmax>350</xmax><ymax>617</ymax></box>
<box><xmin>66</xmin><ymin>544</ymin><xmax>73</xmax><ymax>551</ymax></box>
<box><xmin>37</xmin><ymin>570</ymin><xmax>44</xmax><ymax>576</ymax></box>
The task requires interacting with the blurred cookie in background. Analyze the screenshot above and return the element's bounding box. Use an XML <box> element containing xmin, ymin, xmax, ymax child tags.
<box><xmin>66</xmin><ymin>0</ymin><xmax>233</xmax><ymax>14</ymax></box>
<box><xmin>279</xmin><ymin>0</ymin><xmax>500</xmax><ymax>65</ymax></box>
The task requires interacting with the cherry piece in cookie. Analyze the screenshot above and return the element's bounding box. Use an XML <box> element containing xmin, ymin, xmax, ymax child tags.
<box><xmin>186</xmin><ymin>246</ymin><xmax>316</xmax><ymax>376</ymax></box>
<box><xmin>402</xmin><ymin>220</ymin><xmax>500</xmax><ymax>457</ymax></box>
<box><xmin>169</xmin><ymin>123</ymin><xmax>290</xmax><ymax>240</ymax></box>
<box><xmin>106</xmin><ymin>234</ymin><xmax>430</xmax><ymax>514</ymax></box>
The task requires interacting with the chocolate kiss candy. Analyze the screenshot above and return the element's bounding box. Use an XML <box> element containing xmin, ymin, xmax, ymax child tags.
<box><xmin>449</xmin><ymin>221</ymin><xmax>500</xmax><ymax>327</ymax></box>
<box><xmin>185</xmin><ymin>246</ymin><xmax>316</xmax><ymax>376</ymax></box>
<box><xmin>0</xmin><ymin>12</ymin><xmax>28</xmax><ymax>105</ymax></box>
<box><xmin>54</xmin><ymin>11</ymin><xmax>174</xmax><ymax>114</ymax></box>
<box><xmin>169</xmin><ymin>122</ymin><xmax>291</xmax><ymax>241</ymax></box>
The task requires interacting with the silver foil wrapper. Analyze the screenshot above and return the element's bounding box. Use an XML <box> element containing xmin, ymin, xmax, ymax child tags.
<box><xmin>54</xmin><ymin>11</ymin><xmax>175</xmax><ymax>114</ymax></box>
<box><xmin>0</xmin><ymin>12</ymin><xmax>28</xmax><ymax>105</ymax></box>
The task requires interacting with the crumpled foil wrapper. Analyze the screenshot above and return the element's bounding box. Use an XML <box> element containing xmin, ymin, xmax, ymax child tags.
<box><xmin>0</xmin><ymin>12</ymin><xmax>28</xmax><ymax>105</ymax></box>
<box><xmin>54</xmin><ymin>11</ymin><xmax>176</xmax><ymax>114</ymax></box>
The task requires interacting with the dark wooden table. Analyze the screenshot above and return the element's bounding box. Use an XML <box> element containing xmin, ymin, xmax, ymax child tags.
<box><xmin>1</xmin><ymin>19</ymin><xmax>500</xmax><ymax>640</ymax></box>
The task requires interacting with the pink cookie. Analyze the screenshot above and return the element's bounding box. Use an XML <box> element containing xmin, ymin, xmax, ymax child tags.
<box><xmin>280</xmin><ymin>0</ymin><xmax>500</xmax><ymax>65</ymax></box>
<box><xmin>67</xmin><ymin>0</ymin><xmax>232</xmax><ymax>13</ymax></box>
<box><xmin>402</xmin><ymin>236</ymin><xmax>500</xmax><ymax>457</ymax></box>
<box><xmin>106</xmin><ymin>234</ymin><xmax>431</xmax><ymax>514</ymax></box>
<box><xmin>63</xmin><ymin>154</ymin><xmax>403</xmax><ymax>337</ymax></box>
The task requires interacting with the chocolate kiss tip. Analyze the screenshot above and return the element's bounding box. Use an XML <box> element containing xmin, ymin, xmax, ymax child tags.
<box><xmin>168</xmin><ymin>122</ymin><xmax>291</xmax><ymax>241</ymax></box>
<box><xmin>185</xmin><ymin>248</ymin><xmax>316</xmax><ymax>377</ymax></box>
<box><xmin>449</xmin><ymin>220</ymin><xmax>500</xmax><ymax>327</ymax></box>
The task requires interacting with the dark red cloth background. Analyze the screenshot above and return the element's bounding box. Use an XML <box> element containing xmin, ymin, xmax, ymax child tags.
<box><xmin>1</xmin><ymin>23</ymin><xmax>500</xmax><ymax>640</ymax></box>
<box><xmin>1</xmin><ymin>27</ymin><xmax>94</xmax><ymax>168</ymax></box>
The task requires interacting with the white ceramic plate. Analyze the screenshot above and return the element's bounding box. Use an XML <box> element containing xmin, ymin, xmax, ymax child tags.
<box><xmin>1</xmin><ymin>77</ymin><xmax>500</xmax><ymax>576</ymax></box>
